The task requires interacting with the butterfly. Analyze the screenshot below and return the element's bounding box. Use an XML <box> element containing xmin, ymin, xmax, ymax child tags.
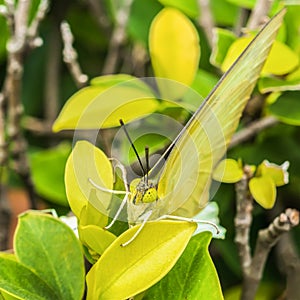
<box><xmin>68</xmin><ymin>8</ymin><xmax>286</xmax><ymax>245</ymax></box>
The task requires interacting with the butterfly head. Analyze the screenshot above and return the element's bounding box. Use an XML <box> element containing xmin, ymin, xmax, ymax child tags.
<box><xmin>130</xmin><ymin>178</ymin><xmax>158</xmax><ymax>204</ymax></box>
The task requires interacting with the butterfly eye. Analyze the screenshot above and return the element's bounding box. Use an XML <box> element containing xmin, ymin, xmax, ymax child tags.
<box><xmin>142</xmin><ymin>188</ymin><xmax>157</xmax><ymax>203</ymax></box>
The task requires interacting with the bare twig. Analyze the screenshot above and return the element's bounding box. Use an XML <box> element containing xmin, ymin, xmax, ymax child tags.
<box><xmin>242</xmin><ymin>209</ymin><xmax>299</xmax><ymax>300</ymax></box>
<box><xmin>102</xmin><ymin>0</ymin><xmax>134</xmax><ymax>74</ymax></box>
<box><xmin>130</xmin><ymin>43</ymin><xmax>148</xmax><ymax>77</ymax></box>
<box><xmin>247</xmin><ymin>0</ymin><xmax>274</xmax><ymax>30</ymax></box>
<box><xmin>45</xmin><ymin>23</ymin><xmax>61</xmax><ymax>124</ymax></box>
<box><xmin>197</xmin><ymin>0</ymin><xmax>215</xmax><ymax>48</ymax></box>
<box><xmin>0</xmin><ymin>93</ymin><xmax>7</xmax><ymax>167</ymax></box>
<box><xmin>276</xmin><ymin>232</ymin><xmax>300</xmax><ymax>300</ymax></box>
<box><xmin>85</xmin><ymin>0</ymin><xmax>111</xmax><ymax>33</ymax></box>
<box><xmin>61</xmin><ymin>21</ymin><xmax>89</xmax><ymax>88</ymax></box>
<box><xmin>234</xmin><ymin>8</ymin><xmax>249</xmax><ymax>36</ymax></box>
<box><xmin>0</xmin><ymin>0</ymin><xmax>49</xmax><ymax>209</ymax></box>
<box><xmin>5</xmin><ymin>0</ymin><xmax>35</xmax><ymax>207</ymax></box>
<box><xmin>229</xmin><ymin>116</ymin><xmax>278</xmax><ymax>149</ymax></box>
<box><xmin>0</xmin><ymin>187</ymin><xmax>10</xmax><ymax>250</ymax></box>
<box><xmin>234</xmin><ymin>167</ymin><xmax>254</xmax><ymax>274</ymax></box>
<box><xmin>27</xmin><ymin>0</ymin><xmax>48</xmax><ymax>48</ymax></box>
<box><xmin>234</xmin><ymin>163</ymin><xmax>299</xmax><ymax>300</ymax></box>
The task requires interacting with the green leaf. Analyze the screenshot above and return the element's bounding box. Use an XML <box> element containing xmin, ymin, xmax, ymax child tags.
<box><xmin>224</xmin><ymin>282</ymin><xmax>283</xmax><ymax>300</ymax></box>
<box><xmin>285</xmin><ymin>6</ymin><xmax>300</xmax><ymax>50</ymax></box>
<box><xmin>65</xmin><ymin>140</ymin><xmax>114</xmax><ymax>219</ymax></box>
<box><xmin>287</xmin><ymin>67</ymin><xmax>300</xmax><ymax>81</ymax></box>
<box><xmin>116</xmin><ymin>114</ymin><xmax>182</xmax><ymax>165</ymax></box>
<box><xmin>258</xmin><ymin>76</ymin><xmax>300</xmax><ymax>93</ymax></box>
<box><xmin>268</xmin><ymin>91</ymin><xmax>300</xmax><ymax>125</ymax></box>
<box><xmin>52</xmin><ymin>76</ymin><xmax>159</xmax><ymax>131</ymax></box>
<box><xmin>213</xmin><ymin>159</ymin><xmax>244</xmax><ymax>183</ymax></box>
<box><xmin>210</xmin><ymin>0</ymin><xmax>239</xmax><ymax>26</ymax></box>
<box><xmin>0</xmin><ymin>290</ymin><xmax>19</xmax><ymax>300</ymax></box>
<box><xmin>86</xmin><ymin>221</ymin><xmax>196</xmax><ymax>300</ymax></box>
<box><xmin>144</xmin><ymin>232</ymin><xmax>224</xmax><ymax>300</ymax></box>
<box><xmin>226</xmin><ymin>0</ymin><xmax>256</xmax><ymax>9</ymax></box>
<box><xmin>190</xmin><ymin>69</ymin><xmax>220</xmax><ymax>99</ymax></box>
<box><xmin>158</xmin><ymin>0</ymin><xmax>239</xmax><ymax>26</ymax></box>
<box><xmin>128</xmin><ymin>0</ymin><xmax>162</xmax><ymax>46</ymax></box>
<box><xmin>14</xmin><ymin>212</ymin><xmax>85</xmax><ymax>300</ymax></box>
<box><xmin>157</xmin><ymin>0</ymin><xmax>199</xmax><ymax>18</ymax></box>
<box><xmin>210</xmin><ymin>28</ymin><xmax>237</xmax><ymax>68</ymax></box>
<box><xmin>149</xmin><ymin>7</ymin><xmax>200</xmax><ymax>97</ymax></box>
<box><xmin>249</xmin><ymin>176</ymin><xmax>276</xmax><ymax>209</ymax></box>
<box><xmin>0</xmin><ymin>16</ymin><xmax>8</xmax><ymax>62</ymax></box>
<box><xmin>0</xmin><ymin>256</ymin><xmax>58</xmax><ymax>300</ymax></box>
<box><xmin>30</xmin><ymin>143</ymin><xmax>70</xmax><ymax>206</ymax></box>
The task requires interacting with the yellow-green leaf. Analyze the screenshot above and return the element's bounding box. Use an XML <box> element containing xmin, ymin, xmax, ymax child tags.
<box><xmin>212</xmin><ymin>159</ymin><xmax>244</xmax><ymax>183</ymax></box>
<box><xmin>144</xmin><ymin>232</ymin><xmax>223</xmax><ymax>299</ymax></box>
<box><xmin>79</xmin><ymin>192</ymin><xmax>108</xmax><ymax>228</ymax></box>
<box><xmin>259</xmin><ymin>160</ymin><xmax>289</xmax><ymax>187</ymax></box>
<box><xmin>90</xmin><ymin>74</ymin><xmax>136</xmax><ymax>87</ymax></box>
<box><xmin>249</xmin><ymin>176</ymin><xmax>276</xmax><ymax>209</ymax></box>
<box><xmin>222</xmin><ymin>38</ymin><xmax>299</xmax><ymax>76</ymax></box>
<box><xmin>52</xmin><ymin>78</ymin><xmax>159</xmax><ymax>131</ymax></box>
<box><xmin>78</xmin><ymin>225</ymin><xmax>116</xmax><ymax>259</ymax></box>
<box><xmin>65</xmin><ymin>140</ymin><xmax>113</xmax><ymax>219</ymax></box>
<box><xmin>86</xmin><ymin>221</ymin><xmax>197</xmax><ymax>300</ymax></box>
<box><xmin>149</xmin><ymin>7</ymin><xmax>200</xmax><ymax>97</ymax></box>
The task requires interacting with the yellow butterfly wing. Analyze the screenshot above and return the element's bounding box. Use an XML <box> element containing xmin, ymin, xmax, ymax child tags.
<box><xmin>157</xmin><ymin>9</ymin><xmax>286</xmax><ymax>217</ymax></box>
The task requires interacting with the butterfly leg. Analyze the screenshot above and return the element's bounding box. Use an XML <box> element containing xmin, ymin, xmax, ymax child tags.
<box><xmin>157</xmin><ymin>214</ymin><xmax>220</xmax><ymax>234</ymax></box>
<box><xmin>121</xmin><ymin>210</ymin><xmax>153</xmax><ymax>247</ymax></box>
<box><xmin>105</xmin><ymin>193</ymin><xmax>129</xmax><ymax>229</ymax></box>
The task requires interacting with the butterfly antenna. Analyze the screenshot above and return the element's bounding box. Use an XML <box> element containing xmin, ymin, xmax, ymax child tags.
<box><xmin>119</xmin><ymin>119</ymin><xmax>146</xmax><ymax>177</ymax></box>
<box><xmin>145</xmin><ymin>146</ymin><xmax>150</xmax><ymax>184</ymax></box>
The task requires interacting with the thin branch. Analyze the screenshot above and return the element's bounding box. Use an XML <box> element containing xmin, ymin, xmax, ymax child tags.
<box><xmin>0</xmin><ymin>93</ymin><xmax>7</xmax><ymax>167</ymax></box>
<box><xmin>27</xmin><ymin>0</ymin><xmax>48</xmax><ymax>48</ymax></box>
<box><xmin>1</xmin><ymin>0</ymin><xmax>49</xmax><ymax>209</ymax></box>
<box><xmin>234</xmin><ymin>8</ymin><xmax>249</xmax><ymax>36</ymax></box>
<box><xmin>242</xmin><ymin>209</ymin><xmax>299</xmax><ymax>300</ymax></box>
<box><xmin>102</xmin><ymin>0</ymin><xmax>134</xmax><ymax>74</ymax></box>
<box><xmin>0</xmin><ymin>187</ymin><xmax>10</xmax><ymax>250</ymax></box>
<box><xmin>229</xmin><ymin>116</ymin><xmax>279</xmax><ymax>149</ymax></box>
<box><xmin>61</xmin><ymin>21</ymin><xmax>88</xmax><ymax>88</ymax></box>
<box><xmin>45</xmin><ymin>23</ymin><xmax>61</xmax><ymax>124</ymax></box>
<box><xmin>247</xmin><ymin>0</ymin><xmax>274</xmax><ymax>30</ymax></box>
<box><xmin>197</xmin><ymin>0</ymin><xmax>215</xmax><ymax>48</ymax></box>
<box><xmin>85</xmin><ymin>0</ymin><xmax>111</xmax><ymax>33</ymax></box>
<box><xmin>276</xmin><ymin>231</ymin><xmax>300</xmax><ymax>300</ymax></box>
<box><xmin>130</xmin><ymin>43</ymin><xmax>148</xmax><ymax>77</ymax></box>
<box><xmin>234</xmin><ymin>167</ymin><xmax>254</xmax><ymax>274</ymax></box>
<box><xmin>5</xmin><ymin>0</ymin><xmax>35</xmax><ymax>209</ymax></box>
<box><xmin>3</xmin><ymin>0</ymin><xmax>16</xmax><ymax>35</ymax></box>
